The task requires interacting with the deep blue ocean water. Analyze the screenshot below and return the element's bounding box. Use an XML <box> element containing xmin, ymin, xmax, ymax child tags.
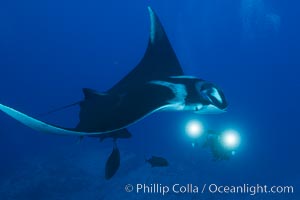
<box><xmin>0</xmin><ymin>0</ymin><xmax>299</xmax><ymax>199</ymax></box>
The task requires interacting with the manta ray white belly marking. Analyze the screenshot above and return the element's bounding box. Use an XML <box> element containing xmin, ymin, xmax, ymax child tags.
<box><xmin>149</xmin><ymin>80</ymin><xmax>187</xmax><ymax>109</ymax></box>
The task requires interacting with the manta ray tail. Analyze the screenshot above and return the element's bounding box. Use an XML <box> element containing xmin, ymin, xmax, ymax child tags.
<box><xmin>38</xmin><ymin>101</ymin><xmax>80</xmax><ymax>117</ymax></box>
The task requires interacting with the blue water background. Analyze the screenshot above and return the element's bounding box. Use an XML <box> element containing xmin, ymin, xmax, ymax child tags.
<box><xmin>0</xmin><ymin>0</ymin><xmax>299</xmax><ymax>199</ymax></box>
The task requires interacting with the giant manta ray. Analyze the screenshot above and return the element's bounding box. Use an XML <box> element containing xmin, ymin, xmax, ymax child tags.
<box><xmin>0</xmin><ymin>7</ymin><xmax>227</xmax><ymax>137</ymax></box>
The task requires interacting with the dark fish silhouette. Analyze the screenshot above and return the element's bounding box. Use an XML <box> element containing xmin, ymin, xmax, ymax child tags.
<box><xmin>146</xmin><ymin>156</ymin><xmax>169</xmax><ymax>167</ymax></box>
<box><xmin>0</xmin><ymin>7</ymin><xmax>227</xmax><ymax>138</ymax></box>
<box><xmin>105</xmin><ymin>142</ymin><xmax>120</xmax><ymax>180</ymax></box>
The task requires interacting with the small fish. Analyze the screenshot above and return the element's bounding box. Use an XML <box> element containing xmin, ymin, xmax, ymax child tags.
<box><xmin>105</xmin><ymin>142</ymin><xmax>120</xmax><ymax>180</ymax></box>
<box><xmin>146</xmin><ymin>156</ymin><xmax>169</xmax><ymax>167</ymax></box>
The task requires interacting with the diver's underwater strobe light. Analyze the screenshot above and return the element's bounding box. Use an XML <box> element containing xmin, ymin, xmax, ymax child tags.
<box><xmin>185</xmin><ymin>120</ymin><xmax>204</xmax><ymax>138</ymax></box>
<box><xmin>184</xmin><ymin>119</ymin><xmax>241</xmax><ymax>159</ymax></box>
<box><xmin>220</xmin><ymin>129</ymin><xmax>240</xmax><ymax>149</ymax></box>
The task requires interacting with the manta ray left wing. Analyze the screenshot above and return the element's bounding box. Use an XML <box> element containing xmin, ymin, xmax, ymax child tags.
<box><xmin>0</xmin><ymin>79</ymin><xmax>184</xmax><ymax>135</ymax></box>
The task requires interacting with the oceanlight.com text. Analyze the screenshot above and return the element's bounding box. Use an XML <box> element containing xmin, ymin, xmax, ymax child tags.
<box><xmin>207</xmin><ymin>183</ymin><xmax>294</xmax><ymax>195</ymax></box>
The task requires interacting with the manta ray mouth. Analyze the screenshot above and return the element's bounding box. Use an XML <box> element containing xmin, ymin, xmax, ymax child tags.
<box><xmin>198</xmin><ymin>83</ymin><xmax>227</xmax><ymax>110</ymax></box>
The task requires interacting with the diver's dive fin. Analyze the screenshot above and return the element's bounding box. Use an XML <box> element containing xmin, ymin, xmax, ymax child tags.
<box><xmin>108</xmin><ymin>6</ymin><xmax>183</xmax><ymax>94</ymax></box>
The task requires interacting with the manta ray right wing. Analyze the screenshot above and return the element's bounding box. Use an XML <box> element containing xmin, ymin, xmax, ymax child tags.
<box><xmin>108</xmin><ymin>7</ymin><xmax>184</xmax><ymax>95</ymax></box>
<box><xmin>39</xmin><ymin>6</ymin><xmax>184</xmax><ymax>117</ymax></box>
<box><xmin>75</xmin><ymin>7</ymin><xmax>186</xmax><ymax>132</ymax></box>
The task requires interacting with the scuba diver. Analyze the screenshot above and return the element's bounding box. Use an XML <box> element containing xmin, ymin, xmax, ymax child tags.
<box><xmin>202</xmin><ymin>130</ymin><xmax>237</xmax><ymax>161</ymax></box>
